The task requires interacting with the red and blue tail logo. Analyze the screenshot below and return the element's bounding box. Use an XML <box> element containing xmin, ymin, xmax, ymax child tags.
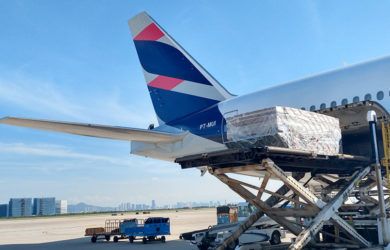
<box><xmin>128</xmin><ymin>12</ymin><xmax>232</xmax><ymax>125</ymax></box>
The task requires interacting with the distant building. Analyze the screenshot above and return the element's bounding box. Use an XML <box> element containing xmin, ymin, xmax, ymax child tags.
<box><xmin>0</xmin><ymin>204</ymin><xmax>8</xmax><ymax>217</ymax></box>
<box><xmin>176</xmin><ymin>202</ymin><xmax>186</xmax><ymax>208</ymax></box>
<box><xmin>151</xmin><ymin>200</ymin><xmax>156</xmax><ymax>210</ymax></box>
<box><xmin>126</xmin><ymin>203</ymin><xmax>132</xmax><ymax>211</ymax></box>
<box><xmin>55</xmin><ymin>200</ymin><xmax>67</xmax><ymax>214</ymax></box>
<box><xmin>33</xmin><ymin>197</ymin><xmax>55</xmax><ymax>216</ymax></box>
<box><xmin>9</xmin><ymin>198</ymin><xmax>32</xmax><ymax>217</ymax></box>
<box><xmin>118</xmin><ymin>202</ymin><xmax>132</xmax><ymax>211</ymax></box>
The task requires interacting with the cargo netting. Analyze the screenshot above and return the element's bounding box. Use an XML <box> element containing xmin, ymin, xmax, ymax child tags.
<box><xmin>224</xmin><ymin>106</ymin><xmax>342</xmax><ymax>155</ymax></box>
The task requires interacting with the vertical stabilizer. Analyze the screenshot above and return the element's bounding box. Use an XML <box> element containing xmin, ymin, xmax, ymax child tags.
<box><xmin>128</xmin><ymin>12</ymin><xmax>233</xmax><ymax>125</ymax></box>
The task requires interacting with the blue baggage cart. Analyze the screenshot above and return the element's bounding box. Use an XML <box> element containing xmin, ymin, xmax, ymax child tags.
<box><xmin>87</xmin><ymin>218</ymin><xmax>142</xmax><ymax>243</ymax></box>
<box><xmin>125</xmin><ymin>217</ymin><xmax>170</xmax><ymax>244</ymax></box>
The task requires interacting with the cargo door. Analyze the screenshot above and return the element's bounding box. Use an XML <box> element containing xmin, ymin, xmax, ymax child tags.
<box><xmin>222</xmin><ymin>110</ymin><xmax>238</xmax><ymax>144</ymax></box>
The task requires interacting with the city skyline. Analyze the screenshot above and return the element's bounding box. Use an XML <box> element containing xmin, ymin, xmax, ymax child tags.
<box><xmin>1</xmin><ymin>195</ymin><xmax>233</xmax><ymax>210</ymax></box>
<box><xmin>0</xmin><ymin>195</ymin><xmax>231</xmax><ymax>216</ymax></box>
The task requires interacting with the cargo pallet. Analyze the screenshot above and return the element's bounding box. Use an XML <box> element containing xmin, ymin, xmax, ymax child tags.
<box><xmin>85</xmin><ymin>219</ymin><xmax>129</xmax><ymax>243</ymax></box>
<box><xmin>177</xmin><ymin>103</ymin><xmax>390</xmax><ymax>249</ymax></box>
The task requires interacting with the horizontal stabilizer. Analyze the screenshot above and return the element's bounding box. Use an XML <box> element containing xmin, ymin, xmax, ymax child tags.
<box><xmin>0</xmin><ymin>117</ymin><xmax>186</xmax><ymax>143</ymax></box>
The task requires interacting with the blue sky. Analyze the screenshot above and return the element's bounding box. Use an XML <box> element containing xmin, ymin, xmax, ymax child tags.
<box><xmin>0</xmin><ymin>0</ymin><xmax>390</xmax><ymax>206</ymax></box>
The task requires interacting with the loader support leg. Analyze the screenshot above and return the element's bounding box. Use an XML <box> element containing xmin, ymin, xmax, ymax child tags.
<box><xmin>212</xmin><ymin>169</ymin><xmax>306</xmax><ymax>250</ymax></box>
<box><xmin>290</xmin><ymin>166</ymin><xmax>371</xmax><ymax>250</ymax></box>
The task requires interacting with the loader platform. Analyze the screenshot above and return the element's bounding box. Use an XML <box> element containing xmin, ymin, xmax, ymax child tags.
<box><xmin>177</xmin><ymin>146</ymin><xmax>371</xmax><ymax>174</ymax></box>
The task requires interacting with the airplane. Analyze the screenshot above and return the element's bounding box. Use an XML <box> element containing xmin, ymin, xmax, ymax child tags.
<box><xmin>1</xmin><ymin>11</ymin><xmax>389</xmax><ymax>163</ymax></box>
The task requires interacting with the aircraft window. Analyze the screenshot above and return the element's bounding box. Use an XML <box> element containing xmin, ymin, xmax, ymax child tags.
<box><xmin>353</xmin><ymin>96</ymin><xmax>359</xmax><ymax>103</ymax></box>
<box><xmin>364</xmin><ymin>93</ymin><xmax>372</xmax><ymax>101</ymax></box>
<box><xmin>330</xmin><ymin>101</ymin><xmax>337</xmax><ymax>107</ymax></box>
<box><xmin>341</xmin><ymin>98</ymin><xmax>348</xmax><ymax>105</ymax></box>
<box><xmin>320</xmin><ymin>103</ymin><xmax>326</xmax><ymax>109</ymax></box>
<box><xmin>310</xmin><ymin>105</ymin><xmax>316</xmax><ymax>111</ymax></box>
<box><xmin>377</xmin><ymin>91</ymin><xmax>384</xmax><ymax>100</ymax></box>
<box><xmin>301</xmin><ymin>107</ymin><xmax>306</xmax><ymax>110</ymax></box>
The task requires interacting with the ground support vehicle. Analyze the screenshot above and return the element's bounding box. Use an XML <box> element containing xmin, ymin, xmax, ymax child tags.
<box><xmin>124</xmin><ymin>217</ymin><xmax>170</xmax><ymax>244</ymax></box>
<box><xmin>85</xmin><ymin>218</ymin><xmax>141</xmax><ymax>243</ymax></box>
<box><xmin>215</xmin><ymin>222</ymin><xmax>285</xmax><ymax>247</ymax></box>
<box><xmin>184</xmin><ymin>216</ymin><xmax>285</xmax><ymax>250</ymax></box>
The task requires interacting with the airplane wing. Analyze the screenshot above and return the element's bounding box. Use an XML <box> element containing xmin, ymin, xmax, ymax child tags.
<box><xmin>0</xmin><ymin>117</ymin><xmax>186</xmax><ymax>143</ymax></box>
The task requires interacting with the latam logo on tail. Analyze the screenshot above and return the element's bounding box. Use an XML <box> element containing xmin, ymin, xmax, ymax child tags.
<box><xmin>129</xmin><ymin>13</ymin><xmax>231</xmax><ymax>126</ymax></box>
<box><xmin>1</xmin><ymin>11</ymin><xmax>390</xmax><ymax>162</ymax></box>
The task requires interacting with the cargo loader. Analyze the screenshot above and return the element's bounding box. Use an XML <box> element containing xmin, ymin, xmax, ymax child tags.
<box><xmin>177</xmin><ymin>102</ymin><xmax>390</xmax><ymax>249</ymax></box>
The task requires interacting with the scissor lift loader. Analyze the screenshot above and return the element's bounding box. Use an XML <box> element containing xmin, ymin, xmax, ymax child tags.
<box><xmin>177</xmin><ymin>101</ymin><xmax>390</xmax><ymax>250</ymax></box>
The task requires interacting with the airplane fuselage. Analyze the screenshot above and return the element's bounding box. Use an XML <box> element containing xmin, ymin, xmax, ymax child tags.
<box><xmin>131</xmin><ymin>55</ymin><xmax>390</xmax><ymax>161</ymax></box>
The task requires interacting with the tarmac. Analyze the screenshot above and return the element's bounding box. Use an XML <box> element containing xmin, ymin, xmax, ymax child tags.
<box><xmin>0</xmin><ymin>208</ymin><xmax>216</xmax><ymax>250</ymax></box>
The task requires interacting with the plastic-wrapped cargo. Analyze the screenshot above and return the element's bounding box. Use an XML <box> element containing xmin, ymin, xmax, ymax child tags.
<box><xmin>224</xmin><ymin>106</ymin><xmax>341</xmax><ymax>155</ymax></box>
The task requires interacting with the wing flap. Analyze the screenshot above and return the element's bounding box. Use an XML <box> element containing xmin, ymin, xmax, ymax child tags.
<box><xmin>0</xmin><ymin>117</ymin><xmax>186</xmax><ymax>143</ymax></box>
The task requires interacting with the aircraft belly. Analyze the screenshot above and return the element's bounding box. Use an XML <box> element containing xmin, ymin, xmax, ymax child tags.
<box><xmin>131</xmin><ymin>132</ymin><xmax>227</xmax><ymax>162</ymax></box>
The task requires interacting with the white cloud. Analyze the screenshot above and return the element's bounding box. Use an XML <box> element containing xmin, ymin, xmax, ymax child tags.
<box><xmin>0</xmin><ymin>141</ymin><xmax>181</xmax><ymax>177</ymax></box>
<box><xmin>0</xmin><ymin>142</ymin><xmax>132</xmax><ymax>166</ymax></box>
<box><xmin>0</xmin><ymin>76</ymin><xmax>86</xmax><ymax>120</ymax></box>
<box><xmin>0</xmin><ymin>72</ymin><xmax>156</xmax><ymax>127</ymax></box>
<box><xmin>305</xmin><ymin>1</ymin><xmax>323</xmax><ymax>40</ymax></box>
<box><xmin>151</xmin><ymin>177</ymin><xmax>160</xmax><ymax>181</ymax></box>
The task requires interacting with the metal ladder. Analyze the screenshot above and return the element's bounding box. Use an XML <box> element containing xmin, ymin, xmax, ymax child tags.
<box><xmin>382</xmin><ymin>121</ymin><xmax>390</xmax><ymax>191</ymax></box>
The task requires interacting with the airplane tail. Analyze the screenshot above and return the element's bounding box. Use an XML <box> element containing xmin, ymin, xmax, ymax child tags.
<box><xmin>128</xmin><ymin>12</ymin><xmax>233</xmax><ymax>125</ymax></box>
